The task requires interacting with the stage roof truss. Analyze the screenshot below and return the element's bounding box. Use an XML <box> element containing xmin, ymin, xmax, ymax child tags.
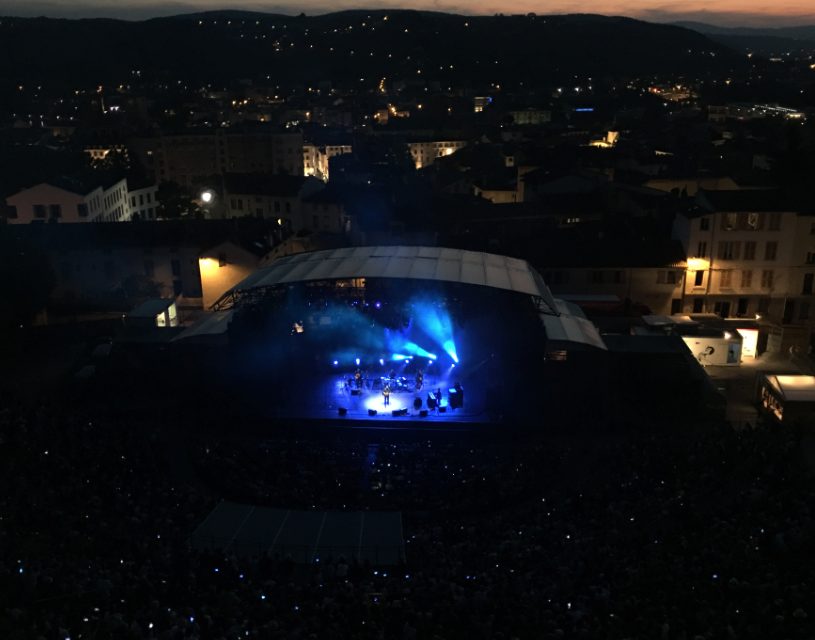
<box><xmin>211</xmin><ymin>246</ymin><xmax>561</xmax><ymax>313</ymax></box>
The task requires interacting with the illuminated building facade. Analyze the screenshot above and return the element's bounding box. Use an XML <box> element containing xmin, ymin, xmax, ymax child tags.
<box><xmin>6</xmin><ymin>177</ymin><xmax>134</xmax><ymax>224</ymax></box>
<box><xmin>407</xmin><ymin>140</ymin><xmax>467</xmax><ymax>170</ymax></box>
<box><xmin>303</xmin><ymin>143</ymin><xmax>353</xmax><ymax>182</ymax></box>
<box><xmin>673</xmin><ymin>189</ymin><xmax>815</xmax><ymax>325</ymax></box>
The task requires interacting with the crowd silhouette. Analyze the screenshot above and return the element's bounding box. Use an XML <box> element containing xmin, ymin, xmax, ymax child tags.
<box><xmin>2</xmin><ymin>394</ymin><xmax>815</xmax><ymax>639</ymax></box>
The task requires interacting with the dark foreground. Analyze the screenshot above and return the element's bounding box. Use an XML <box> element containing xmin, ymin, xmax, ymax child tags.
<box><xmin>2</xmin><ymin>388</ymin><xmax>813</xmax><ymax>640</ymax></box>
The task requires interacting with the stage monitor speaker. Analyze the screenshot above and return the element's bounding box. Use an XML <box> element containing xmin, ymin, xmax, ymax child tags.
<box><xmin>392</xmin><ymin>408</ymin><xmax>408</xmax><ymax>417</ymax></box>
<box><xmin>439</xmin><ymin>405</ymin><xmax>447</xmax><ymax>413</ymax></box>
<box><xmin>338</xmin><ymin>407</ymin><xmax>348</xmax><ymax>416</ymax></box>
<box><xmin>419</xmin><ymin>409</ymin><xmax>428</xmax><ymax>417</ymax></box>
<box><xmin>351</xmin><ymin>389</ymin><xmax>361</xmax><ymax>396</ymax></box>
<box><xmin>368</xmin><ymin>409</ymin><xmax>378</xmax><ymax>416</ymax></box>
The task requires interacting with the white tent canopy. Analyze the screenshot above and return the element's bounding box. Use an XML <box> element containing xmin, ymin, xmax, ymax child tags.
<box><xmin>219</xmin><ymin>246</ymin><xmax>558</xmax><ymax>311</ymax></box>
<box><xmin>200</xmin><ymin>246</ymin><xmax>606</xmax><ymax>350</ymax></box>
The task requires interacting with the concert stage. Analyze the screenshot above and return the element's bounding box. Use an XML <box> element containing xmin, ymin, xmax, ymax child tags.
<box><xmin>276</xmin><ymin>366</ymin><xmax>489</xmax><ymax>425</ymax></box>
<box><xmin>174</xmin><ymin>247</ymin><xmax>609</xmax><ymax>429</ymax></box>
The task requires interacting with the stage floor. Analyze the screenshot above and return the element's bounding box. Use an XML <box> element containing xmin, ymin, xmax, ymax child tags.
<box><xmin>276</xmin><ymin>370</ymin><xmax>490</xmax><ymax>425</ymax></box>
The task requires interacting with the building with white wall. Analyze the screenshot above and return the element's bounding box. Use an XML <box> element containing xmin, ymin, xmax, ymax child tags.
<box><xmin>128</xmin><ymin>183</ymin><xmax>160</xmax><ymax>220</ymax></box>
<box><xmin>407</xmin><ymin>140</ymin><xmax>467</xmax><ymax>170</ymax></box>
<box><xmin>6</xmin><ymin>177</ymin><xmax>132</xmax><ymax>224</ymax></box>
<box><xmin>303</xmin><ymin>143</ymin><xmax>352</xmax><ymax>181</ymax></box>
<box><xmin>673</xmin><ymin>189</ymin><xmax>815</xmax><ymax>325</ymax></box>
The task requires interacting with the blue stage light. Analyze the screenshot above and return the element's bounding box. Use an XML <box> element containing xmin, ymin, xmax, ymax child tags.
<box><xmin>391</xmin><ymin>354</ymin><xmax>410</xmax><ymax>361</ymax></box>
<box><xmin>333</xmin><ymin>360</ymin><xmax>339</xmax><ymax>366</ymax></box>
<box><xmin>403</xmin><ymin>341</ymin><xmax>437</xmax><ymax>360</ymax></box>
<box><xmin>442</xmin><ymin>339</ymin><xmax>459</xmax><ymax>363</ymax></box>
<box><xmin>355</xmin><ymin>357</ymin><xmax>360</xmax><ymax>366</ymax></box>
<box><xmin>411</xmin><ymin>298</ymin><xmax>457</xmax><ymax>364</ymax></box>
<box><xmin>379</xmin><ymin>358</ymin><xmax>385</xmax><ymax>366</ymax></box>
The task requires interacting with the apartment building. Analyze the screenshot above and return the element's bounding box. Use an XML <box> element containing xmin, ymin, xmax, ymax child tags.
<box><xmin>541</xmin><ymin>239</ymin><xmax>687</xmax><ymax>316</ymax></box>
<box><xmin>224</xmin><ymin>173</ymin><xmax>334</xmax><ymax>233</ymax></box>
<box><xmin>407</xmin><ymin>140</ymin><xmax>467</xmax><ymax>170</ymax></box>
<box><xmin>131</xmin><ymin>129</ymin><xmax>304</xmax><ymax>186</ymax></box>
<box><xmin>673</xmin><ymin>189</ymin><xmax>815</xmax><ymax>325</ymax></box>
<box><xmin>6</xmin><ymin>177</ymin><xmax>132</xmax><ymax>224</ymax></box>
<box><xmin>303</xmin><ymin>143</ymin><xmax>353</xmax><ymax>182</ymax></box>
<box><xmin>128</xmin><ymin>183</ymin><xmax>160</xmax><ymax>220</ymax></box>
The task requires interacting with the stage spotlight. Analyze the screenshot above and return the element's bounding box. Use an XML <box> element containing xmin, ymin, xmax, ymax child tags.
<box><xmin>402</xmin><ymin>341</ymin><xmax>437</xmax><ymax>360</ymax></box>
<box><xmin>379</xmin><ymin>358</ymin><xmax>385</xmax><ymax>366</ymax></box>
<box><xmin>333</xmin><ymin>360</ymin><xmax>339</xmax><ymax>366</ymax></box>
<box><xmin>375</xmin><ymin>302</ymin><xmax>381</xmax><ymax>309</ymax></box>
<box><xmin>355</xmin><ymin>357</ymin><xmax>360</xmax><ymax>366</ymax></box>
<box><xmin>428</xmin><ymin>359</ymin><xmax>433</xmax><ymax>366</ymax></box>
<box><xmin>443</xmin><ymin>339</ymin><xmax>459</xmax><ymax>363</ymax></box>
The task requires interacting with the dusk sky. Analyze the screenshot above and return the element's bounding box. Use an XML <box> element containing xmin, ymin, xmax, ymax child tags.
<box><xmin>0</xmin><ymin>0</ymin><xmax>814</xmax><ymax>27</ymax></box>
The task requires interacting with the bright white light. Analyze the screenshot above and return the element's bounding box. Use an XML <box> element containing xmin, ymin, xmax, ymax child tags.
<box><xmin>200</xmin><ymin>190</ymin><xmax>214</xmax><ymax>204</ymax></box>
<box><xmin>355</xmin><ymin>358</ymin><xmax>360</xmax><ymax>366</ymax></box>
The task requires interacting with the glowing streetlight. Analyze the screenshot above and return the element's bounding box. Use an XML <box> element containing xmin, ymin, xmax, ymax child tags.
<box><xmin>200</xmin><ymin>189</ymin><xmax>215</xmax><ymax>204</ymax></box>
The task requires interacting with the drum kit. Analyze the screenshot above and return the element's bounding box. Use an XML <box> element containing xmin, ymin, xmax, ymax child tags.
<box><xmin>377</xmin><ymin>375</ymin><xmax>411</xmax><ymax>392</ymax></box>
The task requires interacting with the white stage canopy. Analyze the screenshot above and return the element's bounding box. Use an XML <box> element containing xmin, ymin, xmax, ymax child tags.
<box><xmin>217</xmin><ymin>246</ymin><xmax>559</xmax><ymax>311</ymax></box>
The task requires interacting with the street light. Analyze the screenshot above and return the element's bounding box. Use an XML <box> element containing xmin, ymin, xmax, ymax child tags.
<box><xmin>200</xmin><ymin>189</ymin><xmax>215</xmax><ymax>204</ymax></box>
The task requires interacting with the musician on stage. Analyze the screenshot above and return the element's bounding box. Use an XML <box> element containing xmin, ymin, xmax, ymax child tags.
<box><xmin>354</xmin><ymin>368</ymin><xmax>362</xmax><ymax>389</ymax></box>
<box><xmin>415</xmin><ymin>369</ymin><xmax>424</xmax><ymax>391</ymax></box>
<box><xmin>382</xmin><ymin>384</ymin><xmax>391</xmax><ymax>406</ymax></box>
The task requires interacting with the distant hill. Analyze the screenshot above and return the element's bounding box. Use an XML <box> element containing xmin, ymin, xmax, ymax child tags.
<box><xmin>0</xmin><ymin>11</ymin><xmax>745</xmax><ymax>87</ymax></box>
<box><xmin>674</xmin><ymin>21</ymin><xmax>815</xmax><ymax>41</ymax></box>
<box><xmin>674</xmin><ymin>21</ymin><xmax>815</xmax><ymax>54</ymax></box>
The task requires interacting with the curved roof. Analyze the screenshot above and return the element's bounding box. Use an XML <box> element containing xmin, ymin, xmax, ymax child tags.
<box><xmin>223</xmin><ymin>245</ymin><xmax>558</xmax><ymax>309</ymax></box>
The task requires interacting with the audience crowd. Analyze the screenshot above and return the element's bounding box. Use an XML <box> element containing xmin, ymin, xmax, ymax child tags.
<box><xmin>2</xmin><ymin>394</ymin><xmax>815</xmax><ymax>640</ymax></box>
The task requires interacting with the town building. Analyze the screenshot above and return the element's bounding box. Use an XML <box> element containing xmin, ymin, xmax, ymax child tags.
<box><xmin>673</xmin><ymin>189</ymin><xmax>815</xmax><ymax>325</ymax></box>
<box><xmin>6</xmin><ymin>219</ymin><xmax>280</xmax><ymax>311</ymax></box>
<box><xmin>6</xmin><ymin>176</ymin><xmax>132</xmax><ymax>224</ymax></box>
<box><xmin>130</xmin><ymin>129</ymin><xmax>304</xmax><ymax>187</ymax></box>
<box><xmin>303</xmin><ymin>143</ymin><xmax>353</xmax><ymax>181</ymax></box>
<box><xmin>222</xmin><ymin>173</ymin><xmax>326</xmax><ymax>232</ymax></box>
<box><xmin>128</xmin><ymin>182</ymin><xmax>161</xmax><ymax>220</ymax></box>
<box><xmin>407</xmin><ymin>140</ymin><xmax>468</xmax><ymax>170</ymax></box>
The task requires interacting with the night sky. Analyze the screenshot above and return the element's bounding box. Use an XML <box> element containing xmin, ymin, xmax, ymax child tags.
<box><xmin>0</xmin><ymin>0</ymin><xmax>813</xmax><ymax>27</ymax></box>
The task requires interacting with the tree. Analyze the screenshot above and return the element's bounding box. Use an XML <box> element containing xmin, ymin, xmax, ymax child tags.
<box><xmin>156</xmin><ymin>181</ymin><xmax>199</xmax><ymax>219</ymax></box>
